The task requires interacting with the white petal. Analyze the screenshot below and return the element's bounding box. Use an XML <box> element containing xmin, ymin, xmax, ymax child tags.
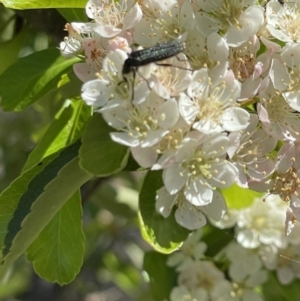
<box><xmin>175</xmin><ymin>204</ymin><xmax>207</xmax><ymax>230</ymax></box>
<box><xmin>201</xmin><ymin>191</ymin><xmax>227</xmax><ymax>221</ymax></box>
<box><xmin>222</xmin><ymin>108</ymin><xmax>250</xmax><ymax>131</ymax></box>
<box><xmin>110</xmin><ymin>132</ymin><xmax>139</xmax><ymax>147</ymax></box>
<box><xmin>155</xmin><ymin>187</ymin><xmax>176</xmax><ymax>218</ymax></box>
<box><xmin>131</xmin><ymin>146</ymin><xmax>158</xmax><ymax>168</ymax></box>
<box><xmin>163</xmin><ymin>164</ymin><xmax>187</xmax><ymax>195</ymax></box>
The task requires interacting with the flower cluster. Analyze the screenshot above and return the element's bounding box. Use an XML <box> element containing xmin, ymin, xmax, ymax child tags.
<box><xmin>60</xmin><ymin>0</ymin><xmax>300</xmax><ymax>232</ymax></box>
<box><xmin>168</xmin><ymin>197</ymin><xmax>300</xmax><ymax>300</ymax></box>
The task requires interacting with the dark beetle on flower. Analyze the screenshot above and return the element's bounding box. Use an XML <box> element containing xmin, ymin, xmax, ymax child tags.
<box><xmin>122</xmin><ymin>40</ymin><xmax>187</xmax><ymax>75</ymax></box>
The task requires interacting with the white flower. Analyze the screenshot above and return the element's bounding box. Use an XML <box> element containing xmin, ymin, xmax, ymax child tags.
<box><xmin>86</xmin><ymin>0</ymin><xmax>142</xmax><ymax>38</ymax></box>
<box><xmin>228</xmin><ymin>114</ymin><xmax>277</xmax><ymax>187</ymax></box>
<box><xmin>235</xmin><ymin>195</ymin><xmax>288</xmax><ymax>249</ymax></box>
<box><xmin>101</xmin><ymin>94</ymin><xmax>179</xmax><ymax>149</ymax></box>
<box><xmin>133</xmin><ymin>0</ymin><xmax>195</xmax><ymax>45</ymax></box>
<box><xmin>167</xmin><ymin>229</ymin><xmax>206</xmax><ymax>270</ymax></box>
<box><xmin>228</xmin><ymin>35</ymin><xmax>263</xmax><ymax>100</ymax></box>
<box><xmin>270</xmin><ymin>141</ymin><xmax>300</xmax><ymax>224</ymax></box>
<box><xmin>155</xmin><ymin>186</ymin><xmax>227</xmax><ymax>230</ymax></box>
<box><xmin>266</xmin><ymin>0</ymin><xmax>300</xmax><ymax>43</ymax></box>
<box><xmin>162</xmin><ymin>132</ymin><xmax>238</xmax><ymax>206</ymax></box>
<box><xmin>150</xmin><ymin>53</ymin><xmax>192</xmax><ymax>99</ymax></box>
<box><xmin>195</xmin><ymin>1</ymin><xmax>264</xmax><ymax>47</ymax></box>
<box><xmin>179</xmin><ymin>67</ymin><xmax>249</xmax><ymax>134</ymax></box>
<box><xmin>225</xmin><ymin>242</ymin><xmax>264</xmax><ymax>282</ymax></box>
<box><xmin>155</xmin><ymin>187</ymin><xmax>207</xmax><ymax>230</ymax></box>
<box><xmin>258</xmin><ymin>78</ymin><xmax>300</xmax><ymax>141</ymax></box>
<box><xmin>177</xmin><ymin>260</ymin><xmax>232</xmax><ymax>301</ymax></box>
<box><xmin>185</xmin><ymin>31</ymin><xmax>229</xmax><ymax>70</ymax></box>
<box><xmin>59</xmin><ymin>23</ymin><xmax>83</xmax><ymax>58</ymax></box>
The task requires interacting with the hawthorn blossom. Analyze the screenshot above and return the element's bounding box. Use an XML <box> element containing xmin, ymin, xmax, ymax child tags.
<box><xmin>195</xmin><ymin>0</ymin><xmax>264</xmax><ymax>47</ymax></box>
<box><xmin>86</xmin><ymin>0</ymin><xmax>142</xmax><ymax>38</ymax></box>
<box><xmin>266</xmin><ymin>0</ymin><xmax>300</xmax><ymax>43</ymax></box>
<box><xmin>102</xmin><ymin>94</ymin><xmax>179</xmax><ymax>149</ymax></box>
<box><xmin>235</xmin><ymin>195</ymin><xmax>288</xmax><ymax>249</ymax></box>
<box><xmin>185</xmin><ymin>31</ymin><xmax>229</xmax><ymax>70</ymax></box>
<box><xmin>167</xmin><ymin>229</ymin><xmax>206</xmax><ymax>270</ymax></box>
<box><xmin>133</xmin><ymin>0</ymin><xmax>195</xmax><ymax>45</ymax></box>
<box><xmin>162</xmin><ymin>132</ymin><xmax>238</xmax><ymax>206</ymax></box>
<box><xmin>258</xmin><ymin>78</ymin><xmax>300</xmax><ymax>141</ymax></box>
<box><xmin>155</xmin><ymin>186</ymin><xmax>227</xmax><ymax>230</ymax></box>
<box><xmin>223</xmin><ymin>242</ymin><xmax>267</xmax><ymax>301</ymax></box>
<box><xmin>227</xmin><ymin>114</ymin><xmax>277</xmax><ymax>188</ymax></box>
<box><xmin>228</xmin><ymin>35</ymin><xmax>264</xmax><ymax>100</ymax></box>
<box><xmin>179</xmin><ymin>67</ymin><xmax>250</xmax><ymax>134</ymax></box>
<box><xmin>172</xmin><ymin>261</ymin><xmax>232</xmax><ymax>301</ymax></box>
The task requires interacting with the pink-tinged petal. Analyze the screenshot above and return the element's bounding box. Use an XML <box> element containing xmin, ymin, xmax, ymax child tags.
<box><xmin>276</xmin><ymin>142</ymin><xmax>295</xmax><ymax>173</ymax></box>
<box><xmin>123</xmin><ymin>3</ymin><xmax>142</xmax><ymax>30</ymax></box>
<box><xmin>201</xmin><ymin>191</ymin><xmax>227</xmax><ymax>221</ymax></box>
<box><xmin>155</xmin><ymin>187</ymin><xmax>176</xmax><ymax>218</ymax></box>
<box><xmin>248</xmin><ymin>178</ymin><xmax>273</xmax><ymax>192</ymax></box>
<box><xmin>163</xmin><ymin>164</ymin><xmax>187</xmax><ymax>195</ymax></box>
<box><xmin>74</xmin><ymin>63</ymin><xmax>97</xmax><ymax>82</ymax></box>
<box><xmin>257</xmin><ymin>103</ymin><xmax>270</xmax><ymax>124</ymax></box>
<box><xmin>110</xmin><ymin>132</ymin><xmax>139</xmax><ymax>147</ymax></box>
<box><xmin>240</xmin><ymin>77</ymin><xmax>262</xmax><ymax>100</ymax></box>
<box><xmin>94</xmin><ymin>25</ymin><xmax>122</xmax><ymax>38</ymax></box>
<box><xmin>175</xmin><ymin>204</ymin><xmax>207</xmax><ymax>230</ymax></box>
<box><xmin>248</xmin><ymin>159</ymin><xmax>275</xmax><ymax>180</ymax></box>
<box><xmin>222</xmin><ymin>107</ymin><xmax>250</xmax><ymax>132</ymax></box>
<box><xmin>131</xmin><ymin>146</ymin><xmax>158</xmax><ymax>168</ymax></box>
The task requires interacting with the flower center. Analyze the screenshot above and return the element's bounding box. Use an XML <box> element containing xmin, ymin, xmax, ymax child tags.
<box><xmin>88</xmin><ymin>0</ymin><xmax>127</xmax><ymax>28</ymax></box>
<box><xmin>195</xmin><ymin>82</ymin><xmax>230</xmax><ymax>125</ymax></box>
<box><xmin>272</xmin><ymin>166</ymin><xmax>300</xmax><ymax>202</ymax></box>
<box><xmin>276</xmin><ymin>5</ymin><xmax>300</xmax><ymax>42</ymax></box>
<box><xmin>211</xmin><ymin>0</ymin><xmax>243</xmax><ymax>31</ymax></box>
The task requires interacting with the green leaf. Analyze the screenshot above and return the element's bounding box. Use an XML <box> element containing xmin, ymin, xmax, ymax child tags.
<box><xmin>143</xmin><ymin>251</ymin><xmax>176</xmax><ymax>301</ymax></box>
<box><xmin>0</xmin><ymin>48</ymin><xmax>80</xmax><ymax>111</ymax></box>
<box><xmin>2</xmin><ymin>0</ymin><xmax>86</xmax><ymax>9</ymax></box>
<box><xmin>23</xmin><ymin>100</ymin><xmax>91</xmax><ymax>171</ymax></box>
<box><xmin>79</xmin><ymin>113</ymin><xmax>130</xmax><ymax>176</ymax></box>
<box><xmin>0</xmin><ymin>153</ymin><xmax>59</xmax><ymax>251</ymax></box>
<box><xmin>221</xmin><ymin>183</ymin><xmax>263</xmax><ymax>209</ymax></box>
<box><xmin>262</xmin><ymin>272</ymin><xmax>300</xmax><ymax>301</ymax></box>
<box><xmin>0</xmin><ymin>27</ymin><xmax>29</xmax><ymax>75</ymax></box>
<box><xmin>139</xmin><ymin>170</ymin><xmax>190</xmax><ymax>254</ymax></box>
<box><xmin>26</xmin><ymin>191</ymin><xmax>85</xmax><ymax>285</ymax></box>
<box><xmin>57</xmin><ymin>8</ymin><xmax>88</xmax><ymax>22</ymax></box>
<box><xmin>1</xmin><ymin>141</ymin><xmax>92</xmax><ymax>267</ymax></box>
